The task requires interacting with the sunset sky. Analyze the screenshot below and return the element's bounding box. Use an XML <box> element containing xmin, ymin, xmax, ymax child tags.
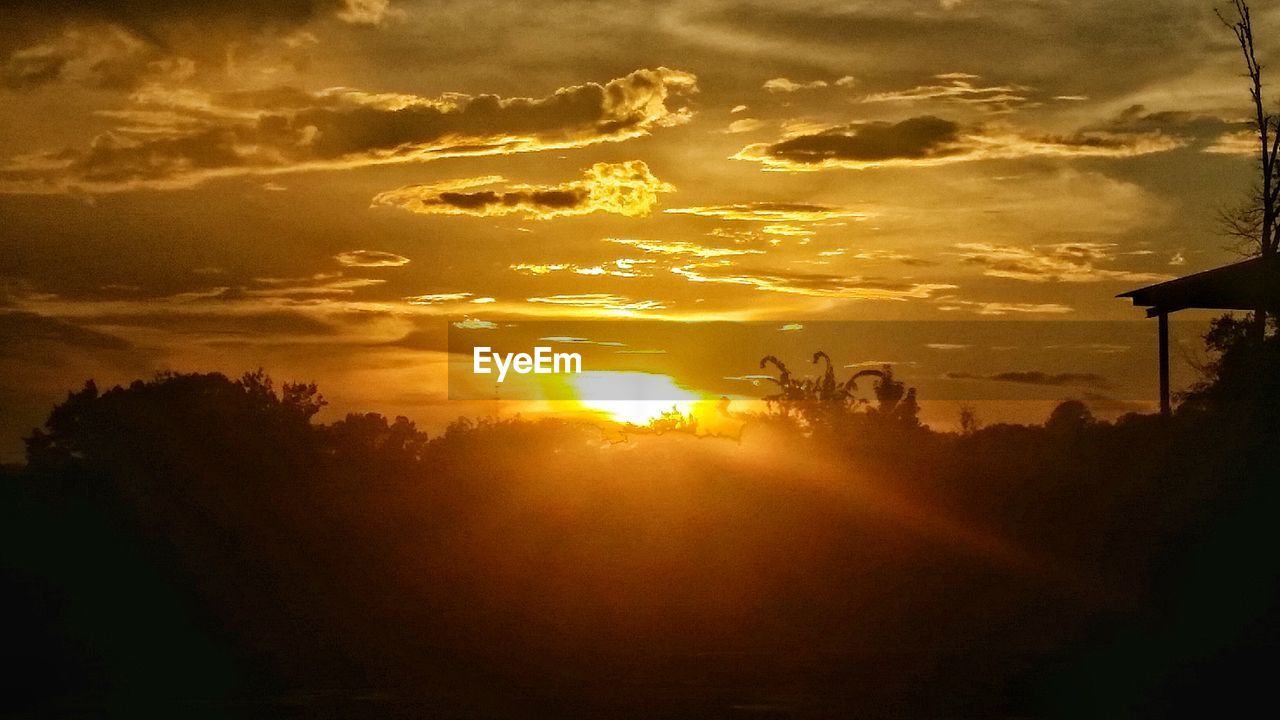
<box><xmin>0</xmin><ymin>0</ymin><xmax>1266</xmax><ymax>456</ymax></box>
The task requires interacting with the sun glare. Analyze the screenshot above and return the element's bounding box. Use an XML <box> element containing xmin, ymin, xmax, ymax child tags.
<box><xmin>568</xmin><ymin>371</ymin><xmax>702</xmax><ymax>425</ymax></box>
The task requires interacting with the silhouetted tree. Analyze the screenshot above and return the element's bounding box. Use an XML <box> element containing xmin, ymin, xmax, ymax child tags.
<box><xmin>758</xmin><ymin>352</ymin><xmax>919</xmax><ymax>430</ymax></box>
<box><xmin>647</xmin><ymin>406</ymin><xmax>700</xmax><ymax>433</ymax></box>
<box><xmin>6</xmin><ymin>355</ymin><xmax>1279</xmax><ymax>718</ymax></box>
<box><xmin>325</xmin><ymin>412</ymin><xmax>428</xmax><ymax>461</ymax></box>
<box><xmin>1181</xmin><ymin>313</ymin><xmax>1280</xmax><ymax>422</ymax></box>
<box><xmin>864</xmin><ymin>364</ymin><xmax>920</xmax><ymax>428</ymax></box>
<box><xmin>25</xmin><ymin>370</ymin><xmax>324</xmax><ymax>477</ymax></box>
<box><xmin>1045</xmin><ymin>399</ymin><xmax>1095</xmax><ymax>435</ymax></box>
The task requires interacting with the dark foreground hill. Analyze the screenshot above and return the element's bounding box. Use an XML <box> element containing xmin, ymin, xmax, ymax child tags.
<box><xmin>3</xmin><ymin>334</ymin><xmax>1279</xmax><ymax>718</ymax></box>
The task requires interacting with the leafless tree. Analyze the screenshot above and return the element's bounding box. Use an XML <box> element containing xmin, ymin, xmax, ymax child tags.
<box><xmin>958</xmin><ymin>404</ymin><xmax>982</xmax><ymax>436</ymax></box>
<box><xmin>1217</xmin><ymin>0</ymin><xmax>1277</xmax><ymax>335</ymax></box>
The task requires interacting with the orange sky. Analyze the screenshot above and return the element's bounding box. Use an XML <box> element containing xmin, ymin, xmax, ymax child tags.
<box><xmin>0</xmin><ymin>0</ymin><xmax>1266</xmax><ymax>457</ymax></box>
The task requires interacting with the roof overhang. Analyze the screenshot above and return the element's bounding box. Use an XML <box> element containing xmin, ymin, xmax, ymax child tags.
<box><xmin>1118</xmin><ymin>255</ymin><xmax>1280</xmax><ymax>317</ymax></box>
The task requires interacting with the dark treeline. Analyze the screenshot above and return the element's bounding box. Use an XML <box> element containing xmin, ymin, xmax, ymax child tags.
<box><xmin>2</xmin><ymin>318</ymin><xmax>1279</xmax><ymax>718</ymax></box>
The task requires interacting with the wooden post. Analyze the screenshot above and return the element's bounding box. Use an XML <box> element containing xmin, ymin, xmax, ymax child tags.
<box><xmin>1158</xmin><ymin>310</ymin><xmax>1170</xmax><ymax>417</ymax></box>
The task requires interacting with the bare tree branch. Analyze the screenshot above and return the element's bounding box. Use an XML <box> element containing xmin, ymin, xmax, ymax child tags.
<box><xmin>1217</xmin><ymin>1</ymin><xmax>1278</xmax><ymax>258</ymax></box>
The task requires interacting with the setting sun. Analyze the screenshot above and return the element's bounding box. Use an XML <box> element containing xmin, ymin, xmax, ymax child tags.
<box><xmin>569</xmin><ymin>370</ymin><xmax>702</xmax><ymax>425</ymax></box>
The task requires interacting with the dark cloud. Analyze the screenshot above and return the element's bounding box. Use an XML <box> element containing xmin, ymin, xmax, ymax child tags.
<box><xmin>2</xmin><ymin>52</ymin><xmax>68</xmax><ymax>90</ymax></box>
<box><xmin>1</xmin><ymin>2</ymin><xmax>368</xmax><ymax>90</ymax></box>
<box><xmin>2</xmin><ymin>68</ymin><xmax>697</xmax><ymax>193</ymax></box>
<box><xmin>2</xmin><ymin>1</ymin><xmax>379</xmax><ymax>51</ymax></box>
<box><xmin>1103</xmin><ymin>105</ymin><xmax>1236</xmax><ymax>135</ymax></box>
<box><xmin>1091</xmin><ymin>105</ymin><xmax>1246</xmax><ymax>152</ymax></box>
<box><xmin>6</xmin><ymin>1</ymin><xmax>329</xmax><ymax>29</ymax></box>
<box><xmin>0</xmin><ymin>310</ymin><xmax>132</xmax><ymax>355</ymax></box>
<box><xmin>736</xmin><ymin>114</ymin><xmax>1185</xmax><ymax>170</ymax></box>
<box><xmin>946</xmin><ymin>370</ymin><xmax>1113</xmax><ymax>390</ymax></box>
<box><xmin>694</xmin><ymin>0</ymin><xmax>1217</xmax><ymax>101</ymax></box>
<box><xmin>83</xmin><ymin>309</ymin><xmax>338</xmax><ymax>336</ymax></box>
<box><xmin>765</xmin><ymin>116</ymin><xmax>963</xmax><ymax>164</ymax></box>
<box><xmin>702</xmin><ymin>1</ymin><xmax>999</xmax><ymax>48</ymax></box>
<box><xmin>423</xmin><ymin>188</ymin><xmax>584</xmax><ymax>212</ymax></box>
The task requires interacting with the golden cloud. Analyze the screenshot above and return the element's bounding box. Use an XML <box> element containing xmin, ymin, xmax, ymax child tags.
<box><xmin>723</xmin><ymin>118</ymin><xmax>768</xmax><ymax>134</ymax></box>
<box><xmin>606</xmin><ymin>238</ymin><xmax>765</xmax><ymax>258</ymax></box>
<box><xmin>767</xmin><ymin>224</ymin><xmax>818</xmax><ymax>237</ymax></box>
<box><xmin>405</xmin><ymin>293</ymin><xmax>473</xmax><ymax>305</ymax></box>
<box><xmin>334</xmin><ymin>250</ymin><xmax>410</xmax><ymax>268</ymax></box>
<box><xmin>934</xmin><ymin>298</ymin><xmax>1075</xmax><ymax>315</ymax></box>
<box><xmin>1203</xmin><ymin>130</ymin><xmax>1255</xmax><ymax>156</ymax></box>
<box><xmin>452</xmin><ymin>318</ymin><xmax>498</xmax><ymax>330</ymax></box>
<box><xmin>670</xmin><ymin>261</ymin><xmax>956</xmax><ymax>300</ymax></box>
<box><xmin>863</xmin><ymin>74</ymin><xmax>1032</xmax><ymax>112</ymax></box>
<box><xmin>664</xmin><ymin>202</ymin><xmax>864</xmax><ymax>223</ymax></box>
<box><xmin>954</xmin><ymin>242</ymin><xmax>1173</xmax><ymax>283</ymax></box>
<box><xmin>244</xmin><ymin>277</ymin><xmax>384</xmax><ymax>298</ymax></box>
<box><xmin>336</xmin><ymin>0</ymin><xmax>396</xmax><ymax>26</ymax></box>
<box><xmin>189</xmin><ymin>272</ymin><xmax>386</xmax><ymax>302</ymax></box>
<box><xmin>763</xmin><ymin>77</ymin><xmax>828</xmax><ymax>93</ymax></box>
<box><xmin>511</xmin><ymin>259</ymin><xmax>654</xmax><ymax>278</ymax></box>
<box><xmin>372</xmin><ymin>161</ymin><xmax>673</xmax><ymax>220</ymax></box>
<box><xmin>1</xmin><ymin>67</ymin><xmax>697</xmax><ymax>193</ymax></box>
<box><xmin>526</xmin><ymin>294</ymin><xmax>666</xmax><ymax>312</ymax></box>
<box><xmin>845</xmin><ymin>249</ymin><xmax>935</xmax><ymax>266</ymax></box>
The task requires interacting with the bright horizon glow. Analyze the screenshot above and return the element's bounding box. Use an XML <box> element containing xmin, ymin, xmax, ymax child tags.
<box><xmin>569</xmin><ymin>371</ymin><xmax>703</xmax><ymax>425</ymax></box>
